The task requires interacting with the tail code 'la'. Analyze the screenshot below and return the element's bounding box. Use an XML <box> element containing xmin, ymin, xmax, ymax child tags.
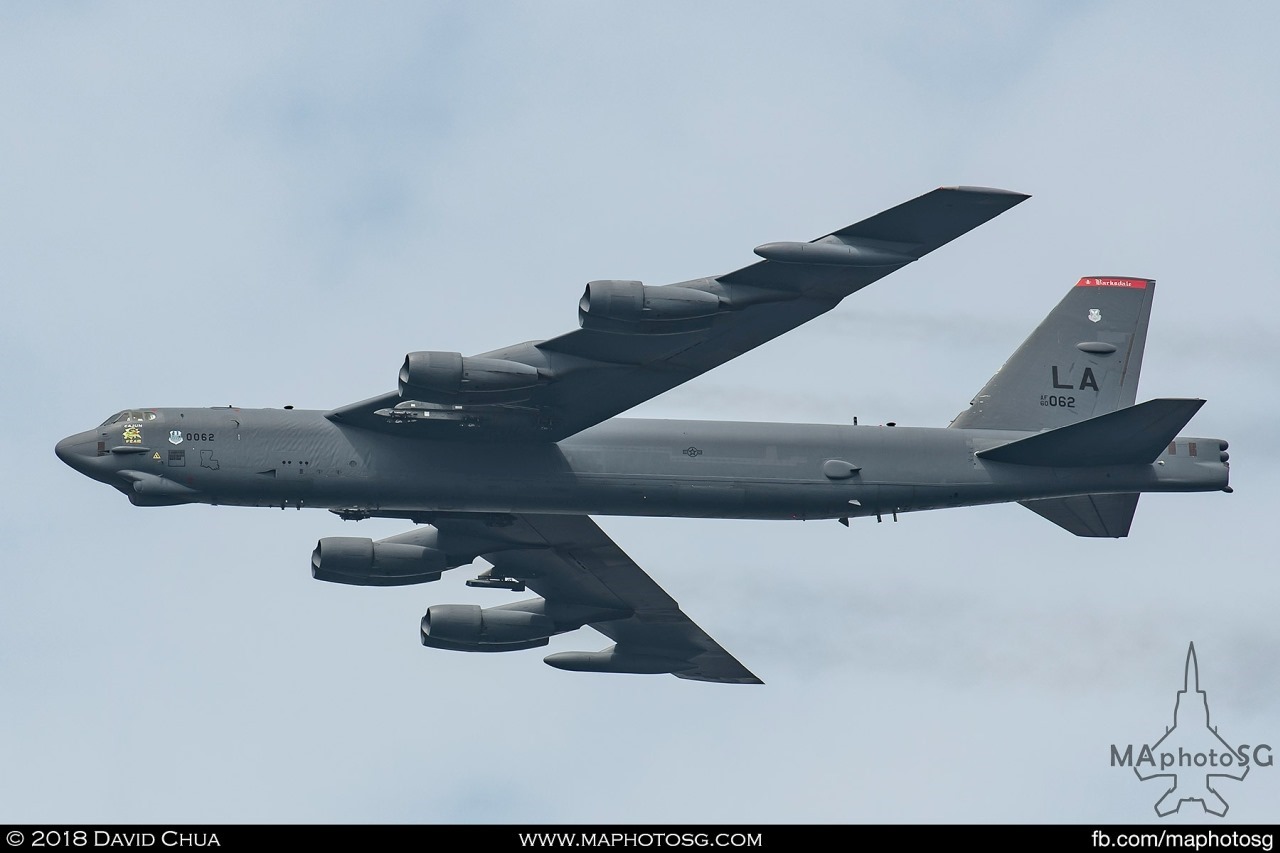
<box><xmin>949</xmin><ymin>277</ymin><xmax>1155</xmax><ymax>432</ymax></box>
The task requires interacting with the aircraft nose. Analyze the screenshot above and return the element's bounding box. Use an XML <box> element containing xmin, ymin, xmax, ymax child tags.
<box><xmin>54</xmin><ymin>435</ymin><xmax>77</xmax><ymax>464</ymax></box>
<box><xmin>55</xmin><ymin>431</ymin><xmax>100</xmax><ymax>474</ymax></box>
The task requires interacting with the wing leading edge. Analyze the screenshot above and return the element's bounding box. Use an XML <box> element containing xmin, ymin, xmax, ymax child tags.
<box><xmin>327</xmin><ymin>187</ymin><xmax>1028</xmax><ymax>442</ymax></box>
<box><xmin>409</xmin><ymin>513</ymin><xmax>761</xmax><ymax>684</ymax></box>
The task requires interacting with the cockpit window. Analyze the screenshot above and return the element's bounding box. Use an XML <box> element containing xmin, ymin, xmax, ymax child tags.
<box><xmin>99</xmin><ymin>410</ymin><xmax>159</xmax><ymax>426</ymax></box>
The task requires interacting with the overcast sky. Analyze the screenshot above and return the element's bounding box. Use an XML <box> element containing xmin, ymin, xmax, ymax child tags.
<box><xmin>3</xmin><ymin>1</ymin><xmax>1278</xmax><ymax>824</ymax></box>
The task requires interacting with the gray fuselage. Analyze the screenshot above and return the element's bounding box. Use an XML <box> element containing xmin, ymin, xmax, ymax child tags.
<box><xmin>56</xmin><ymin>407</ymin><xmax>1230</xmax><ymax>521</ymax></box>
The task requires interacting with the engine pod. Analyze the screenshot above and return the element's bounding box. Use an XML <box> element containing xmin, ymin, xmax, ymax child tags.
<box><xmin>420</xmin><ymin>603</ymin><xmax>556</xmax><ymax>651</ymax></box>
<box><xmin>312</xmin><ymin>537</ymin><xmax>445</xmax><ymax>586</ymax></box>
<box><xmin>579</xmin><ymin>281</ymin><xmax>722</xmax><ymax>334</ymax></box>
<box><xmin>398</xmin><ymin>351</ymin><xmax>541</xmax><ymax>403</ymax></box>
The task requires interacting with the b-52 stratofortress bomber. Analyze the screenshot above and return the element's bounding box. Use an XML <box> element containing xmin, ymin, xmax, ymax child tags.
<box><xmin>55</xmin><ymin>187</ymin><xmax>1230</xmax><ymax>683</ymax></box>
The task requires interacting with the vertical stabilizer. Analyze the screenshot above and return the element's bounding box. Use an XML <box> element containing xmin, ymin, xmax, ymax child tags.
<box><xmin>950</xmin><ymin>277</ymin><xmax>1155</xmax><ymax>431</ymax></box>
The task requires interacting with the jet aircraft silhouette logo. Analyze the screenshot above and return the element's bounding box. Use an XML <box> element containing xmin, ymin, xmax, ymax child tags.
<box><xmin>1110</xmin><ymin>643</ymin><xmax>1273</xmax><ymax>817</ymax></box>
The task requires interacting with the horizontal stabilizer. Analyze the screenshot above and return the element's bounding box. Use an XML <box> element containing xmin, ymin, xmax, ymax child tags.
<box><xmin>1020</xmin><ymin>493</ymin><xmax>1140</xmax><ymax>537</ymax></box>
<box><xmin>976</xmin><ymin>398</ymin><xmax>1205</xmax><ymax>467</ymax></box>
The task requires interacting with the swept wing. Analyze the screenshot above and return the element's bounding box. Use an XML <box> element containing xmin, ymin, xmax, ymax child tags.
<box><xmin>399</xmin><ymin>513</ymin><xmax>761</xmax><ymax>683</ymax></box>
<box><xmin>328</xmin><ymin>187</ymin><xmax>1027</xmax><ymax>442</ymax></box>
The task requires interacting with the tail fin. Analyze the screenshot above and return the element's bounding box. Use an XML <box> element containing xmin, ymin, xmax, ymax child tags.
<box><xmin>950</xmin><ymin>277</ymin><xmax>1155</xmax><ymax>431</ymax></box>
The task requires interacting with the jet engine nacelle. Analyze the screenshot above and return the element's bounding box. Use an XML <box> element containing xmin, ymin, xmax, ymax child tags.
<box><xmin>398</xmin><ymin>351</ymin><xmax>541</xmax><ymax>402</ymax></box>
<box><xmin>311</xmin><ymin>537</ymin><xmax>446</xmax><ymax>586</ymax></box>
<box><xmin>578</xmin><ymin>280</ymin><xmax>722</xmax><ymax>334</ymax></box>
<box><xmin>420</xmin><ymin>604</ymin><xmax>556</xmax><ymax>652</ymax></box>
